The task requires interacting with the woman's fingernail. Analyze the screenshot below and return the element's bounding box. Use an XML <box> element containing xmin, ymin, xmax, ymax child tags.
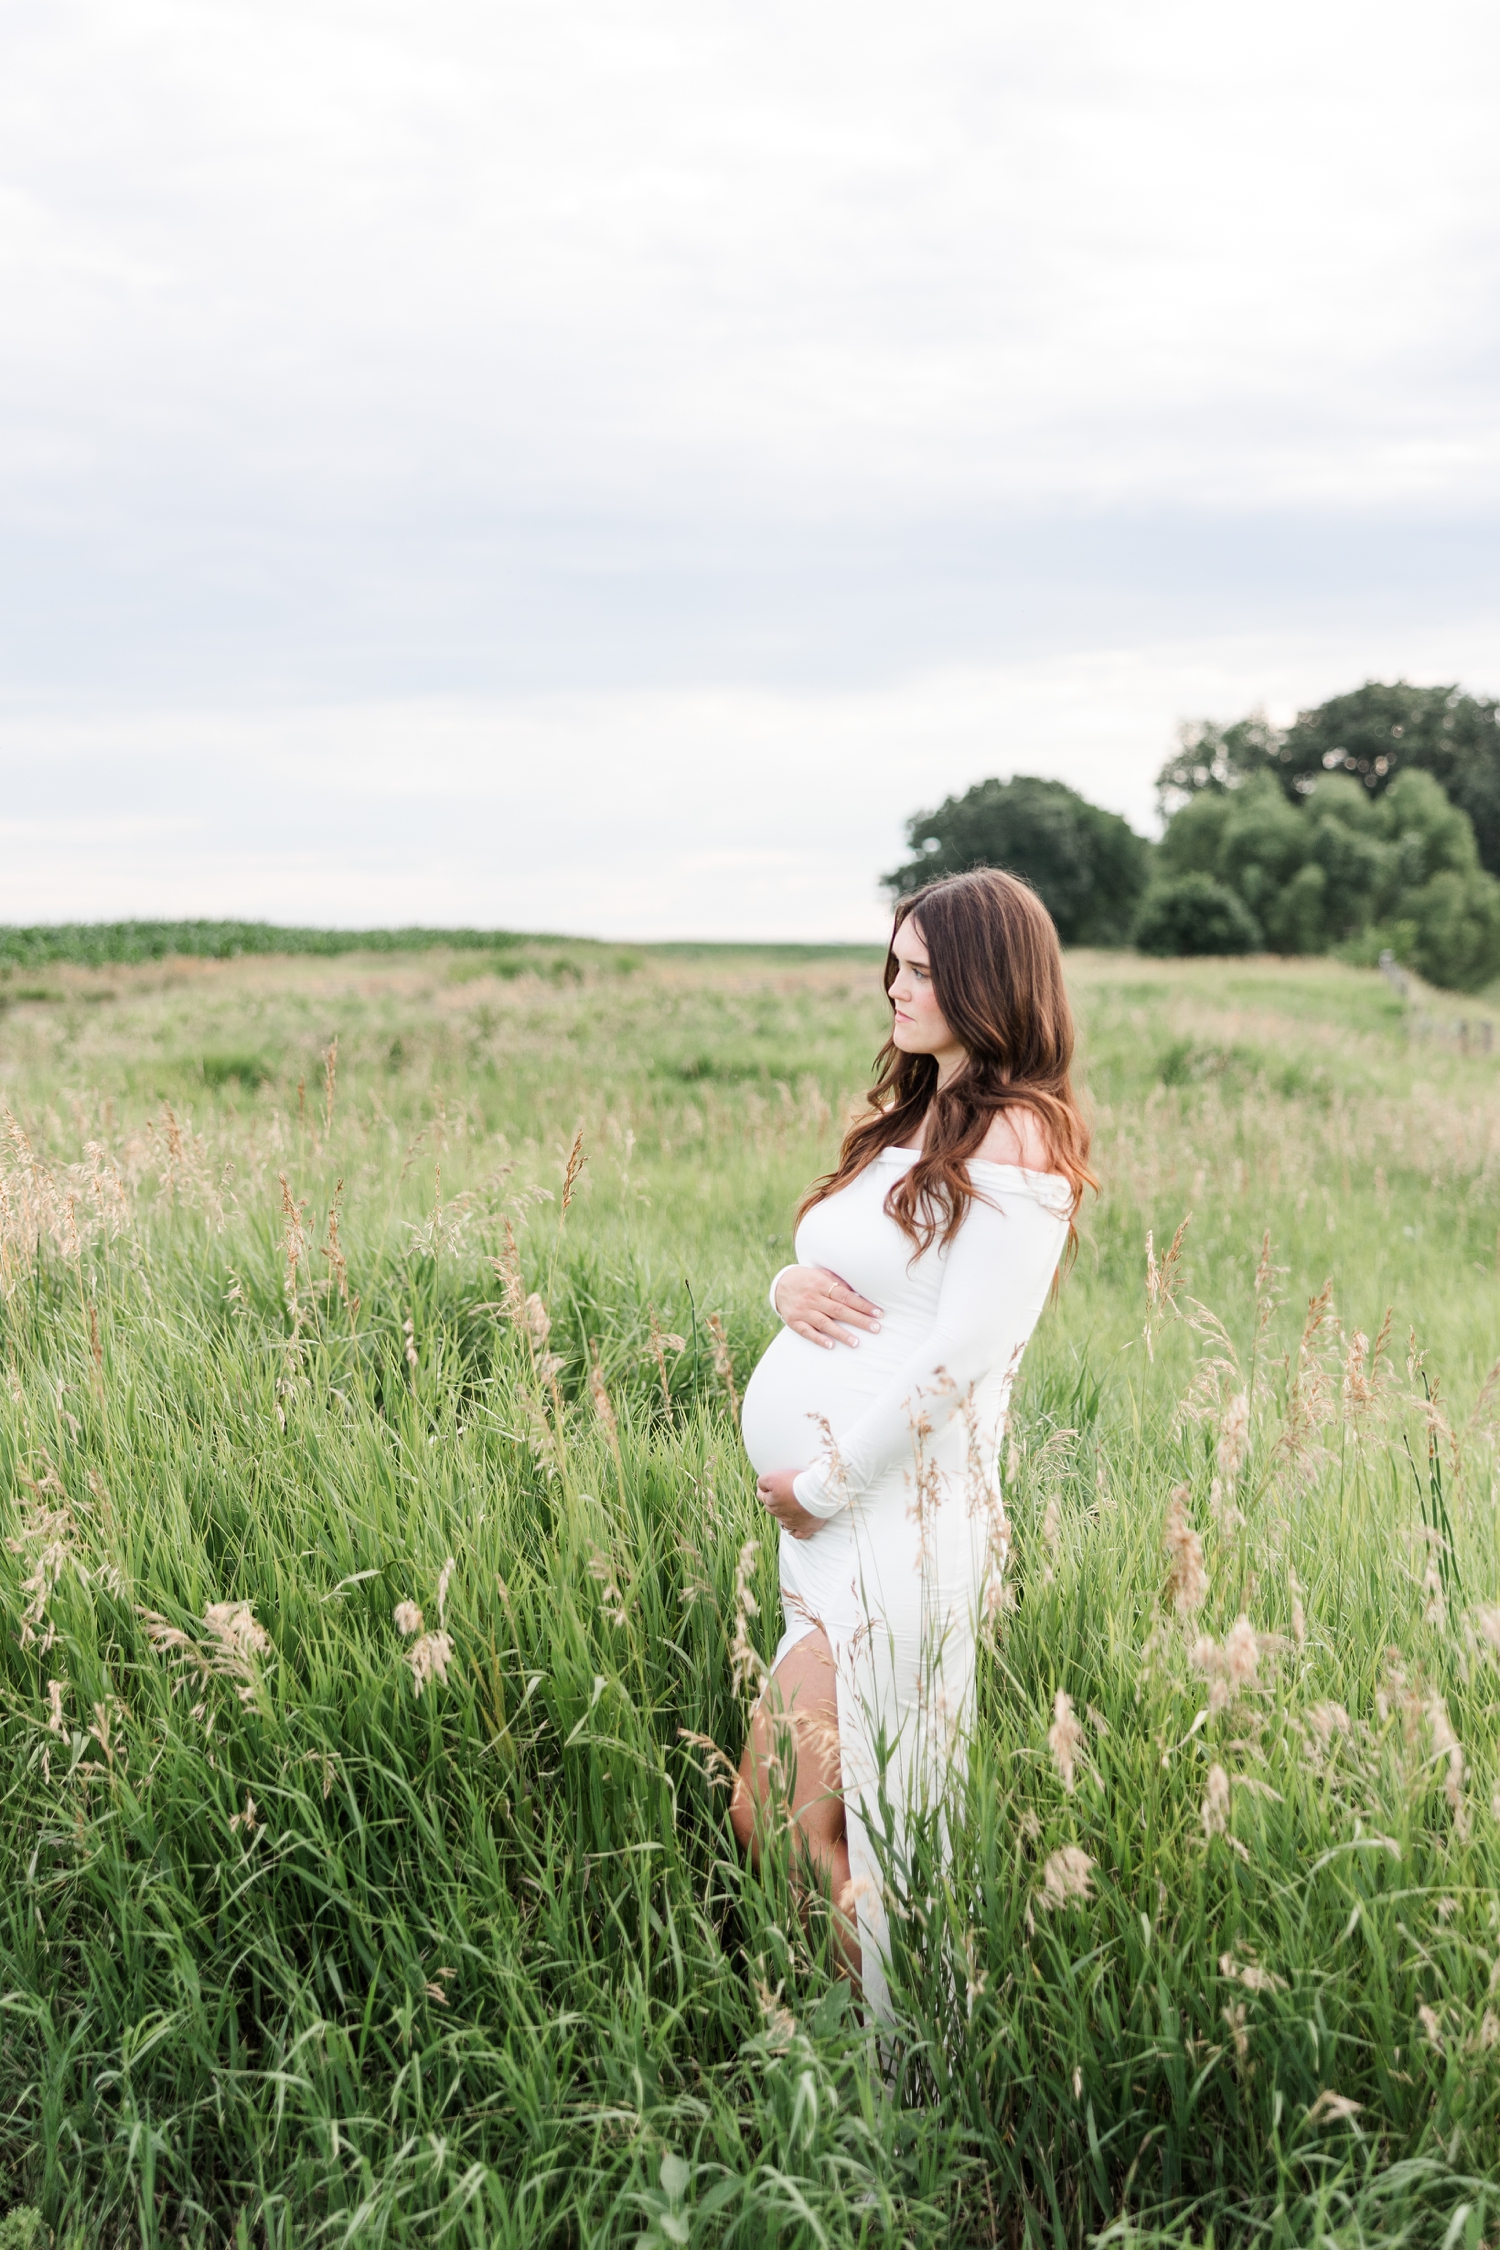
<box><xmin>870</xmin><ymin>1322</ymin><xmax>881</xmax><ymax>1333</ymax></box>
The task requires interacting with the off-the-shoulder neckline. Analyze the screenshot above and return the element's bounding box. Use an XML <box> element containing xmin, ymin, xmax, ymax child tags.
<box><xmin>878</xmin><ymin>1145</ymin><xmax>1069</xmax><ymax>1186</ymax></box>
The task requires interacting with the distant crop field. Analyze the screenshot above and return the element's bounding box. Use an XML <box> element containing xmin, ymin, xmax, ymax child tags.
<box><xmin>0</xmin><ymin>942</ymin><xmax>1498</xmax><ymax>2246</ymax></box>
<box><xmin>0</xmin><ymin>919</ymin><xmax>544</xmax><ymax>968</ymax></box>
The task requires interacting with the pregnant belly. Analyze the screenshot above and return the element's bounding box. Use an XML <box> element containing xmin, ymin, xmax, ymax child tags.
<box><xmin>740</xmin><ymin>1327</ymin><xmax>889</xmax><ymax>1477</ymax></box>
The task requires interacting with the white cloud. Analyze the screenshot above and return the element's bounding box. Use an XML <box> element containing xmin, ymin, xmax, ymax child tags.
<box><xmin>2</xmin><ymin>0</ymin><xmax>1498</xmax><ymax>525</ymax></box>
<box><xmin>1</xmin><ymin>1</ymin><xmax>1498</xmax><ymax>930</ymax></box>
<box><xmin>6</xmin><ymin>610</ymin><xmax>1499</xmax><ymax>937</ymax></box>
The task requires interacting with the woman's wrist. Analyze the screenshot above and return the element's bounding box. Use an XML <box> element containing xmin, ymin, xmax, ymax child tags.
<box><xmin>768</xmin><ymin>1265</ymin><xmax>799</xmax><ymax>1321</ymax></box>
<box><xmin>792</xmin><ymin>1465</ymin><xmax>847</xmax><ymax>1520</ymax></box>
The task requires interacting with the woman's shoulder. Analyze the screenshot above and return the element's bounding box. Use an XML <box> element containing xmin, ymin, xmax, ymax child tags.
<box><xmin>974</xmin><ymin>1104</ymin><xmax>1052</xmax><ymax>1170</ymax></box>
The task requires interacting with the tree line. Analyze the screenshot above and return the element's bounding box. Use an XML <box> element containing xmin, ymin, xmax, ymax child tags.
<box><xmin>887</xmin><ymin>680</ymin><xmax>1500</xmax><ymax>992</ymax></box>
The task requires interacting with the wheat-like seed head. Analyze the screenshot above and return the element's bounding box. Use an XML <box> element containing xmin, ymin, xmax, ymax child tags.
<box><xmin>587</xmin><ymin>1551</ymin><xmax>627</xmax><ymax>1627</ymax></box>
<box><xmin>1047</xmin><ymin>1689</ymin><xmax>1084</xmax><ymax>1792</ymax></box>
<box><xmin>406</xmin><ymin>1630</ymin><xmax>455</xmax><ymax>1696</ymax></box>
<box><xmin>1038</xmin><ymin>1845</ymin><xmax>1094</xmax><ymax>1911</ymax></box>
<box><xmin>1163</xmin><ymin>1489</ymin><xmax>1208</xmax><ymax>1616</ymax></box>
<box><xmin>1426</xmin><ymin>1692</ymin><xmax>1468</xmax><ymax>1830</ymax></box>
<box><xmin>1219</xmin><ymin>1948</ymin><xmax>1287</xmax><ymax>1994</ymax></box>
<box><xmin>1224</xmin><ymin>1614</ymin><xmax>1260</xmax><ymax>1686</ymax></box>
<box><xmin>1143</xmin><ymin>1212</ymin><xmax>1191</xmax><ymax>1359</ymax></box>
<box><xmin>1305</xmin><ymin>1701</ymin><xmax>1351</xmax><ymax>1759</ymax></box>
<box><xmin>321</xmin><ymin>1178</ymin><xmax>351</xmax><ymax>1310</ymax></box>
<box><xmin>706</xmin><ymin>1312</ymin><xmax>739</xmax><ymax>1417</ymax></box>
<box><xmin>139</xmin><ymin>1597</ymin><xmax>271</xmax><ymax>1708</ymax></box>
<box><xmin>490</xmin><ymin>1220</ymin><xmax>526</xmax><ymax>1320</ymax></box>
<box><xmin>752</xmin><ymin>1976</ymin><xmax>795</xmax><ymax>2049</ymax></box>
<box><xmin>278</xmin><ymin>1173</ymin><xmax>308</xmax><ymax>1333</ymax></box>
<box><xmin>560</xmin><ymin>1126</ymin><xmax>587</xmax><ymax>1211</ymax></box>
<box><xmin>1275</xmin><ymin>1278</ymin><xmax>1339</xmax><ymax>1479</ymax></box>
<box><xmin>204</xmin><ymin>1601</ymin><xmax>271</xmax><ymax>1661</ymax></box>
<box><xmin>588</xmin><ymin>1340</ymin><xmax>620</xmax><ymax>1447</ymax></box>
<box><xmin>1216</xmin><ymin>1391</ymin><xmax>1250</xmax><ymax>1483</ymax></box>
<box><xmin>677</xmin><ymin>1726</ymin><xmax>737</xmax><ymax>1791</ymax></box>
<box><xmin>804</xmin><ymin>1413</ymin><xmax>850</xmax><ymax>1511</ymax></box>
<box><xmin>790</xmin><ymin>1702</ymin><xmax>843</xmax><ymax>1788</ymax></box>
<box><xmin>647</xmin><ymin>1306</ymin><xmax>685</xmax><ymax>1410</ymax></box>
<box><xmin>1306</xmin><ymin>2090</ymin><xmax>1362</xmax><ymax>2126</ymax></box>
<box><xmin>729</xmin><ymin>1537</ymin><xmax>767</xmax><ymax>1700</ymax></box>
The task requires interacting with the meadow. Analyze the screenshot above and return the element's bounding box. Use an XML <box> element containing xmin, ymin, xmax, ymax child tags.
<box><xmin>0</xmin><ymin>938</ymin><xmax>1499</xmax><ymax>2248</ymax></box>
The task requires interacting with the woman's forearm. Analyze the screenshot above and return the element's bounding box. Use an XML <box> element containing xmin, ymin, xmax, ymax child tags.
<box><xmin>793</xmin><ymin>1191</ymin><xmax>1066</xmax><ymax>1515</ymax></box>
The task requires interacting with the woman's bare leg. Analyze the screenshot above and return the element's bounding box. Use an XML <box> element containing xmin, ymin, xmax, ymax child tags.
<box><xmin>730</xmin><ymin>1629</ymin><xmax>861</xmax><ymax>1979</ymax></box>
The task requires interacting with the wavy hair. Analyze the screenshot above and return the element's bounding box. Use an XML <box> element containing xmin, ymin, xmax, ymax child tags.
<box><xmin>799</xmin><ymin>867</ymin><xmax>1094</xmax><ymax>1255</ymax></box>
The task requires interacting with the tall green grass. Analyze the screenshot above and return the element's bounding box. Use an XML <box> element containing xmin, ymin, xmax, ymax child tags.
<box><xmin>0</xmin><ymin>946</ymin><xmax>1497</xmax><ymax>2246</ymax></box>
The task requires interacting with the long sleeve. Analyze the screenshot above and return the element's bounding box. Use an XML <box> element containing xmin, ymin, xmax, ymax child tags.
<box><xmin>791</xmin><ymin>1181</ymin><xmax>1067</xmax><ymax>1520</ymax></box>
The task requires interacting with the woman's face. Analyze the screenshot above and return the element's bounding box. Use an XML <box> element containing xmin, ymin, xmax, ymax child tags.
<box><xmin>888</xmin><ymin>918</ymin><xmax>967</xmax><ymax>1080</ymax></box>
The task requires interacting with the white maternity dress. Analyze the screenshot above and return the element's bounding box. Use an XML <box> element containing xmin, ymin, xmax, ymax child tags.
<box><xmin>738</xmin><ymin>1148</ymin><xmax>1071</xmax><ymax>2022</ymax></box>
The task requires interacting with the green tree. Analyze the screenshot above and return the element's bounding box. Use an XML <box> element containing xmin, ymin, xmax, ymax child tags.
<box><xmin>1305</xmin><ymin>776</ymin><xmax>1391</xmax><ymax>936</ymax></box>
<box><xmin>885</xmin><ymin>775</ymin><xmax>1151</xmax><ymax>945</ymax></box>
<box><xmin>1284</xmin><ymin>684</ymin><xmax>1500</xmax><ymax>874</ymax></box>
<box><xmin>1219</xmin><ymin>778</ymin><xmax>1322</xmax><ymax>947</ymax></box>
<box><xmin>1135</xmin><ymin>873</ymin><xmax>1262</xmax><ymax>957</ymax></box>
<box><xmin>1143</xmin><ymin>762</ymin><xmax>1500</xmax><ymax>988</ymax></box>
<box><xmin>1155</xmin><ymin>709</ymin><xmax>1291</xmax><ymax>812</ymax></box>
<box><xmin>1157</xmin><ymin>680</ymin><xmax>1500</xmax><ymax>875</ymax></box>
<box><xmin>1374</xmin><ymin>768</ymin><xmax>1500</xmax><ymax>988</ymax></box>
<box><xmin>1380</xmin><ymin>766</ymin><xmax>1481</xmax><ymax>889</ymax></box>
<box><xmin>1397</xmin><ymin>868</ymin><xmax>1500</xmax><ymax>991</ymax></box>
<box><xmin>1158</xmin><ymin>773</ymin><xmax>1348</xmax><ymax>950</ymax></box>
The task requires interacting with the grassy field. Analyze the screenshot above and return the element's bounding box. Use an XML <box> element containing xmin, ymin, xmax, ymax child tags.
<box><xmin>1</xmin><ymin>938</ymin><xmax>1499</xmax><ymax>2248</ymax></box>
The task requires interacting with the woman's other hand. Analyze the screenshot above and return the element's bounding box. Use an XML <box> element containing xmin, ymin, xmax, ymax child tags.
<box><xmin>757</xmin><ymin>1468</ymin><xmax>823</xmax><ymax>1541</ymax></box>
<box><xmin>773</xmin><ymin>1265</ymin><xmax>882</xmax><ymax>1350</ymax></box>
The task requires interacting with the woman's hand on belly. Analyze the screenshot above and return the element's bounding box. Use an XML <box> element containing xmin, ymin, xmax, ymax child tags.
<box><xmin>773</xmin><ymin>1265</ymin><xmax>882</xmax><ymax>1351</ymax></box>
<box><xmin>757</xmin><ymin>1467</ymin><xmax>824</xmax><ymax>1542</ymax></box>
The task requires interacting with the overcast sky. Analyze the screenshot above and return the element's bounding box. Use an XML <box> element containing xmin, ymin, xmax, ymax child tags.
<box><xmin>3</xmin><ymin>0</ymin><xmax>1498</xmax><ymax>937</ymax></box>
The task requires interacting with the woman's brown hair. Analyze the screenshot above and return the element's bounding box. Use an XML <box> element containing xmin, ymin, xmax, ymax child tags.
<box><xmin>799</xmin><ymin>867</ymin><xmax>1094</xmax><ymax>1254</ymax></box>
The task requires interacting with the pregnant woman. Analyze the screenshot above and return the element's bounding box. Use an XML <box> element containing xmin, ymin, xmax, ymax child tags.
<box><xmin>732</xmin><ymin>867</ymin><xmax>1093</xmax><ymax>2023</ymax></box>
